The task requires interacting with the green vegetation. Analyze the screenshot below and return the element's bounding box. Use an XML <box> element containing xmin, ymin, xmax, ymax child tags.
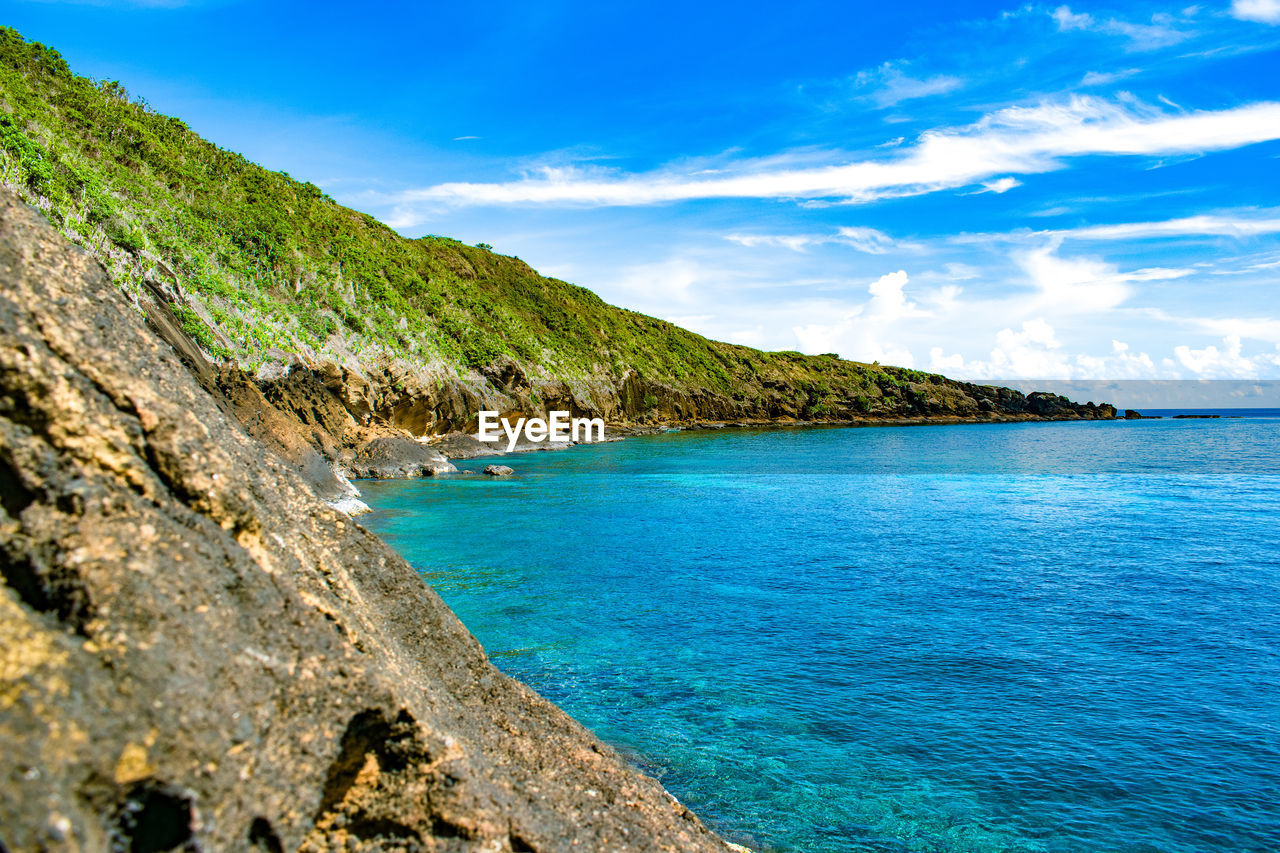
<box><xmin>0</xmin><ymin>28</ymin><xmax>978</xmax><ymax>417</ymax></box>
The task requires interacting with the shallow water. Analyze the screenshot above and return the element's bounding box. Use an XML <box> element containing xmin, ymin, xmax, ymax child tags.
<box><xmin>360</xmin><ymin>418</ymin><xmax>1280</xmax><ymax>852</ymax></box>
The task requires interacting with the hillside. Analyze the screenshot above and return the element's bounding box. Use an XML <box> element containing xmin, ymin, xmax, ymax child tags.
<box><xmin>0</xmin><ymin>27</ymin><xmax>1114</xmax><ymax>442</ymax></box>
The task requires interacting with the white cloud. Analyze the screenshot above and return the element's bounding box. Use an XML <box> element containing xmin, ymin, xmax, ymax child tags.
<box><xmin>836</xmin><ymin>226</ymin><xmax>900</xmax><ymax>254</ymax></box>
<box><xmin>978</xmin><ymin>177</ymin><xmax>1023</xmax><ymax>194</ymax></box>
<box><xmin>867</xmin><ymin>269</ymin><xmax>913</xmax><ymax>315</ymax></box>
<box><xmin>1063</xmin><ymin>213</ymin><xmax>1280</xmax><ymax>241</ymax></box>
<box><xmin>1231</xmin><ymin>0</ymin><xmax>1280</xmax><ymax>24</ymax></box>
<box><xmin>954</xmin><ymin>318</ymin><xmax>1071</xmax><ymax>378</ymax></box>
<box><xmin>1081</xmin><ymin>69</ymin><xmax>1141</xmax><ymax>86</ymax></box>
<box><xmin>954</xmin><ymin>211</ymin><xmax>1280</xmax><ymax>246</ymax></box>
<box><xmin>791</xmin><ymin>270</ymin><xmax>922</xmax><ymax>365</ymax></box>
<box><xmin>1188</xmin><ymin>316</ymin><xmax>1280</xmax><ymax>344</ymax></box>
<box><xmin>388</xmin><ymin>97</ymin><xmax>1280</xmax><ymax>212</ymax></box>
<box><xmin>1074</xmin><ymin>340</ymin><xmax>1157</xmax><ymax>377</ymax></box>
<box><xmin>1051</xmin><ymin>5</ymin><xmax>1189</xmax><ymax>49</ymax></box>
<box><xmin>725</xmin><ymin>225</ymin><xmax>907</xmax><ymax>254</ymax></box>
<box><xmin>949</xmin><ymin>264</ymin><xmax>980</xmax><ymax>280</ymax></box>
<box><xmin>930</xmin><ymin>324</ymin><xmax>1162</xmax><ymax>379</ymax></box>
<box><xmin>724</xmin><ymin>233</ymin><xmax>820</xmax><ymax>252</ymax></box>
<box><xmin>853</xmin><ymin>61</ymin><xmax>965</xmax><ymax>108</ymax></box>
<box><xmin>1051</xmin><ymin>6</ymin><xmax>1094</xmax><ymax>30</ymax></box>
<box><xmin>1016</xmin><ymin>241</ymin><xmax>1135</xmax><ymax>313</ymax></box>
<box><xmin>1173</xmin><ymin>335</ymin><xmax>1280</xmax><ymax>376</ymax></box>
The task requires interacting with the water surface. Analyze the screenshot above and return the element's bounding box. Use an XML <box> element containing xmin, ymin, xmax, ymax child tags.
<box><xmin>361</xmin><ymin>418</ymin><xmax>1280</xmax><ymax>852</ymax></box>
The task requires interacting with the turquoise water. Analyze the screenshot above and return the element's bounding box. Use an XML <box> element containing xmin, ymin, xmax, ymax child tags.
<box><xmin>359</xmin><ymin>419</ymin><xmax>1280</xmax><ymax>853</ymax></box>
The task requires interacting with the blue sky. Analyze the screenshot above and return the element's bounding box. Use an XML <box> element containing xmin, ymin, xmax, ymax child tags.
<box><xmin>6</xmin><ymin>0</ymin><xmax>1280</xmax><ymax>379</ymax></box>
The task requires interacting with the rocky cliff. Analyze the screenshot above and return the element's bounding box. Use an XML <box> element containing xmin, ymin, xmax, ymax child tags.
<box><xmin>0</xmin><ymin>193</ymin><xmax>740</xmax><ymax>851</ymax></box>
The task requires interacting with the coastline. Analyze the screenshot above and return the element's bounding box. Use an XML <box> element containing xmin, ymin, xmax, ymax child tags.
<box><xmin>0</xmin><ymin>190</ymin><xmax>743</xmax><ymax>851</ymax></box>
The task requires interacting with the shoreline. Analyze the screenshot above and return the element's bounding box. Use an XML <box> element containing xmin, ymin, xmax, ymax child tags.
<box><xmin>0</xmin><ymin>190</ymin><xmax>744</xmax><ymax>852</ymax></box>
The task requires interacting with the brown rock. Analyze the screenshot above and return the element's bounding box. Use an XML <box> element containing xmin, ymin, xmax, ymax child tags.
<box><xmin>0</xmin><ymin>190</ymin><xmax>736</xmax><ymax>852</ymax></box>
<box><xmin>347</xmin><ymin>436</ymin><xmax>457</xmax><ymax>479</ymax></box>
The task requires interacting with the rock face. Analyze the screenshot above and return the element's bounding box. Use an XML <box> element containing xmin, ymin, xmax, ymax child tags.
<box><xmin>430</xmin><ymin>432</ymin><xmax>505</xmax><ymax>460</ymax></box>
<box><xmin>483</xmin><ymin>465</ymin><xmax>515</xmax><ymax>477</ymax></box>
<box><xmin>0</xmin><ymin>192</ymin><xmax>737</xmax><ymax>850</ymax></box>
<box><xmin>347</xmin><ymin>437</ymin><xmax>457</xmax><ymax>480</ymax></box>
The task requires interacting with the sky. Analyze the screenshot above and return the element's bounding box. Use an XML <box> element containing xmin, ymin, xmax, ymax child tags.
<box><xmin>4</xmin><ymin>0</ymin><xmax>1280</xmax><ymax>382</ymax></box>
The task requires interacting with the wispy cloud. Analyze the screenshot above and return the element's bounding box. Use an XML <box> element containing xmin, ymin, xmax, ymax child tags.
<box><xmin>1231</xmin><ymin>0</ymin><xmax>1280</xmax><ymax>24</ymax></box>
<box><xmin>725</xmin><ymin>226</ymin><xmax>911</xmax><ymax>254</ymax></box>
<box><xmin>852</xmin><ymin>61</ymin><xmax>965</xmax><ymax>108</ymax></box>
<box><xmin>957</xmin><ymin>211</ymin><xmax>1280</xmax><ymax>244</ymax></box>
<box><xmin>1081</xmin><ymin>68</ymin><xmax>1141</xmax><ymax>86</ymax></box>
<box><xmin>1051</xmin><ymin>5</ymin><xmax>1191</xmax><ymax>50</ymax></box>
<box><xmin>385</xmin><ymin>97</ymin><xmax>1280</xmax><ymax>214</ymax></box>
<box><xmin>1064</xmin><ymin>213</ymin><xmax>1280</xmax><ymax>240</ymax></box>
<box><xmin>973</xmin><ymin>177</ymin><xmax>1023</xmax><ymax>194</ymax></box>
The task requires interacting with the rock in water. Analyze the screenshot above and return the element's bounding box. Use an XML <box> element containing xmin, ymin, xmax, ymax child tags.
<box><xmin>0</xmin><ymin>190</ymin><xmax>736</xmax><ymax>851</ymax></box>
<box><xmin>484</xmin><ymin>464</ymin><xmax>516</xmax><ymax>477</ymax></box>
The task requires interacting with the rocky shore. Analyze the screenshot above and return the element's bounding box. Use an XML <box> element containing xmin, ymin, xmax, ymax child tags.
<box><xmin>0</xmin><ymin>191</ymin><xmax>743</xmax><ymax>850</ymax></box>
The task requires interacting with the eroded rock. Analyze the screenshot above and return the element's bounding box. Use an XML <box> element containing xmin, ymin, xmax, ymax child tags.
<box><xmin>346</xmin><ymin>436</ymin><xmax>457</xmax><ymax>479</ymax></box>
<box><xmin>0</xmin><ymin>190</ymin><xmax>737</xmax><ymax>853</ymax></box>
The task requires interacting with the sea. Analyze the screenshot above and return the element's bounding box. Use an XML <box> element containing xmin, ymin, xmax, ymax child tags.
<box><xmin>359</xmin><ymin>411</ymin><xmax>1280</xmax><ymax>853</ymax></box>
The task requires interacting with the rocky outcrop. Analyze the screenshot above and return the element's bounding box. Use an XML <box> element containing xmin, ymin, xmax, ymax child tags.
<box><xmin>0</xmin><ymin>191</ymin><xmax>738</xmax><ymax>850</ymax></box>
<box><xmin>483</xmin><ymin>465</ymin><xmax>515</xmax><ymax>477</ymax></box>
<box><xmin>430</xmin><ymin>432</ymin><xmax>505</xmax><ymax>460</ymax></box>
<box><xmin>346</xmin><ymin>437</ymin><xmax>456</xmax><ymax>480</ymax></box>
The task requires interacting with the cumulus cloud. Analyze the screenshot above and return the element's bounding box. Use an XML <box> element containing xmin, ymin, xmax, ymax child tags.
<box><xmin>929</xmin><ymin>318</ymin><xmax>1068</xmax><ymax>379</ymax></box>
<box><xmin>386</xmin><ymin>97</ymin><xmax>1280</xmax><ymax>213</ymax></box>
<box><xmin>1172</xmin><ymin>335</ymin><xmax>1280</xmax><ymax>376</ymax></box>
<box><xmin>1231</xmin><ymin>0</ymin><xmax>1280</xmax><ymax>24</ymax></box>
<box><xmin>929</xmin><ymin>324</ymin><xmax>1161</xmax><ymax>379</ymax></box>
<box><xmin>792</xmin><ymin>270</ymin><xmax>924</xmax><ymax>365</ymax></box>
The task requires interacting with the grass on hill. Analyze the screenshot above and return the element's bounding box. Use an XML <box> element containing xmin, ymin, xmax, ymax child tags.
<box><xmin>0</xmin><ymin>27</ymin><xmax>968</xmax><ymax>416</ymax></box>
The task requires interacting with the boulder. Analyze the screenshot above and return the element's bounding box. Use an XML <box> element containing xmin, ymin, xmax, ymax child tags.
<box><xmin>484</xmin><ymin>464</ymin><xmax>515</xmax><ymax>477</ymax></box>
